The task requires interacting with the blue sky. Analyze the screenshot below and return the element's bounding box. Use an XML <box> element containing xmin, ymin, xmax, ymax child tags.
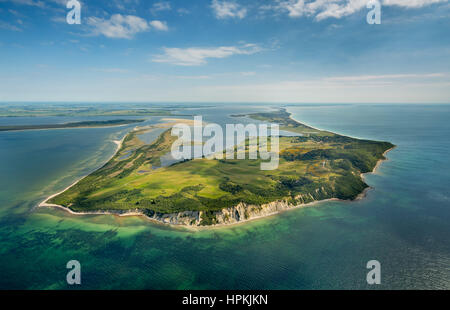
<box><xmin>0</xmin><ymin>0</ymin><xmax>449</xmax><ymax>103</ymax></box>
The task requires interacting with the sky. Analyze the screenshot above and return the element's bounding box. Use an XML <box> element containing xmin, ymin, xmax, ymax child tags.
<box><xmin>0</xmin><ymin>0</ymin><xmax>449</xmax><ymax>103</ymax></box>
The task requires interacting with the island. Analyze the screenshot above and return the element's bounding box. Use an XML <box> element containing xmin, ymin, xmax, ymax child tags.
<box><xmin>41</xmin><ymin>110</ymin><xmax>395</xmax><ymax>227</ymax></box>
<box><xmin>0</xmin><ymin>119</ymin><xmax>145</xmax><ymax>132</ymax></box>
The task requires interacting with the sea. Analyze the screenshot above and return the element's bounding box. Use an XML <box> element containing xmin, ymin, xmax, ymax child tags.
<box><xmin>0</xmin><ymin>103</ymin><xmax>449</xmax><ymax>289</ymax></box>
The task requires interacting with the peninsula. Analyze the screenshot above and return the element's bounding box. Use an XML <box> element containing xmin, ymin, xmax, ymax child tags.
<box><xmin>0</xmin><ymin>119</ymin><xmax>145</xmax><ymax>132</ymax></box>
<box><xmin>42</xmin><ymin>110</ymin><xmax>395</xmax><ymax>227</ymax></box>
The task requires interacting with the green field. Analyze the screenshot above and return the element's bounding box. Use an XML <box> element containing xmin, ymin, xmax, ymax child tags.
<box><xmin>49</xmin><ymin>111</ymin><xmax>394</xmax><ymax>225</ymax></box>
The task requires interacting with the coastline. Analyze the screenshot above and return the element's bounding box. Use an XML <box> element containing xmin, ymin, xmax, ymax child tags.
<box><xmin>1</xmin><ymin>123</ymin><xmax>138</xmax><ymax>133</ymax></box>
<box><xmin>356</xmin><ymin>146</ymin><xmax>396</xmax><ymax>200</ymax></box>
<box><xmin>38</xmin><ymin>135</ymin><xmax>126</xmax><ymax>209</ymax></box>
<box><xmin>37</xmin><ymin>116</ymin><xmax>396</xmax><ymax>229</ymax></box>
<box><xmin>373</xmin><ymin>147</ymin><xmax>395</xmax><ymax>174</ymax></box>
<box><xmin>287</xmin><ymin>108</ymin><xmax>371</xmax><ymax>141</ymax></box>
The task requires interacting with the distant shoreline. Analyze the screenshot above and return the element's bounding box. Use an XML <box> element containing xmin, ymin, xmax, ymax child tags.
<box><xmin>0</xmin><ymin>119</ymin><xmax>144</xmax><ymax>132</ymax></box>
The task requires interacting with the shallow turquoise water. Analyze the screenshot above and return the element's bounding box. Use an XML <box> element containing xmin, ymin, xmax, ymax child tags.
<box><xmin>0</xmin><ymin>104</ymin><xmax>449</xmax><ymax>289</ymax></box>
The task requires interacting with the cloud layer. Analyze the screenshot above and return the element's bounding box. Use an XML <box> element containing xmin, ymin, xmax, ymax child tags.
<box><xmin>152</xmin><ymin>44</ymin><xmax>262</xmax><ymax>66</ymax></box>
<box><xmin>151</xmin><ymin>1</ymin><xmax>171</xmax><ymax>14</ymax></box>
<box><xmin>87</xmin><ymin>14</ymin><xmax>167</xmax><ymax>39</ymax></box>
<box><xmin>211</xmin><ymin>0</ymin><xmax>247</xmax><ymax>19</ymax></box>
<box><xmin>266</xmin><ymin>0</ymin><xmax>448</xmax><ymax>20</ymax></box>
<box><xmin>149</xmin><ymin>20</ymin><xmax>168</xmax><ymax>31</ymax></box>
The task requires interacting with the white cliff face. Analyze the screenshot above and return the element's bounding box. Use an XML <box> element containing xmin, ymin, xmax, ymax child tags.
<box><xmin>147</xmin><ymin>210</ymin><xmax>202</xmax><ymax>226</ymax></box>
<box><xmin>213</xmin><ymin>200</ymin><xmax>291</xmax><ymax>225</ymax></box>
<box><xmin>128</xmin><ymin>189</ymin><xmax>340</xmax><ymax>227</ymax></box>
<box><xmin>51</xmin><ymin>190</ymin><xmax>333</xmax><ymax>227</ymax></box>
<box><xmin>44</xmin><ymin>199</ymin><xmax>311</xmax><ymax>227</ymax></box>
<box><xmin>142</xmin><ymin>194</ymin><xmax>322</xmax><ymax>227</ymax></box>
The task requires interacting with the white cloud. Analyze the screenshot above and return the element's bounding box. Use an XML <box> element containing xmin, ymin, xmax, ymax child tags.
<box><xmin>151</xmin><ymin>1</ymin><xmax>171</xmax><ymax>14</ymax></box>
<box><xmin>272</xmin><ymin>0</ymin><xmax>368</xmax><ymax>20</ymax></box>
<box><xmin>0</xmin><ymin>0</ymin><xmax>73</xmax><ymax>8</ymax></box>
<box><xmin>152</xmin><ymin>43</ymin><xmax>262</xmax><ymax>66</ymax></box>
<box><xmin>0</xmin><ymin>0</ymin><xmax>45</xmax><ymax>7</ymax></box>
<box><xmin>177</xmin><ymin>8</ymin><xmax>190</xmax><ymax>15</ymax></box>
<box><xmin>211</xmin><ymin>0</ymin><xmax>247</xmax><ymax>19</ymax></box>
<box><xmin>113</xmin><ymin>0</ymin><xmax>140</xmax><ymax>11</ymax></box>
<box><xmin>278</xmin><ymin>0</ymin><xmax>309</xmax><ymax>17</ymax></box>
<box><xmin>149</xmin><ymin>20</ymin><xmax>169</xmax><ymax>31</ymax></box>
<box><xmin>87</xmin><ymin>14</ymin><xmax>150</xmax><ymax>39</ymax></box>
<box><xmin>0</xmin><ymin>20</ymin><xmax>22</xmax><ymax>31</ymax></box>
<box><xmin>383</xmin><ymin>0</ymin><xmax>448</xmax><ymax>8</ymax></box>
<box><xmin>316</xmin><ymin>0</ymin><xmax>367</xmax><ymax>20</ymax></box>
<box><xmin>49</xmin><ymin>0</ymin><xmax>69</xmax><ymax>5</ymax></box>
<box><xmin>271</xmin><ymin>0</ymin><xmax>448</xmax><ymax>20</ymax></box>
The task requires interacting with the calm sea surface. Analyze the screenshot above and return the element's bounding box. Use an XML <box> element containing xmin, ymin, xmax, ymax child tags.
<box><xmin>0</xmin><ymin>104</ymin><xmax>449</xmax><ymax>289</ymax></box>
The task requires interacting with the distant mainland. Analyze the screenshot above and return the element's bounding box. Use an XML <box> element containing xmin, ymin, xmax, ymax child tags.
<box><xmin>0</xmin><ymin>119</ymin><xmax>145</xmax><ymax>132</ymax></box>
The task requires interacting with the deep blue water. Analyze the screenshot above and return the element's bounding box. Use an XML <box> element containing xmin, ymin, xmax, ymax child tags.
<box><xmin>0</xmin><ymin>104</ymin><xmax>448</xmax><ymax>289</ymax></box>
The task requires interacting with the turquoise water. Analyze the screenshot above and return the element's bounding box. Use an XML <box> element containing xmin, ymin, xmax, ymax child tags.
<box><xmin>0</xmin><ymin>104</ymin><xmax>449</xmax><ymax>289</ymax></box>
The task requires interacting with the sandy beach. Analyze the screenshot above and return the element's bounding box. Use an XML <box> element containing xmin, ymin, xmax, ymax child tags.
<box><xmin>38</xmin><ymin>135</ymin><xmax>126</xmax><ymax>209</ymax></box>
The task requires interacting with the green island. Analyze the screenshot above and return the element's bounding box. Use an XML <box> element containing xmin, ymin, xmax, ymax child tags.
<box><xmin>0</xmin><ymin>119</ymin><xmax>145</xmax><ymax>132</ymax></box>
<box><xmin>45</xmin><ymin>110</ymin><xmax>395</xmax><ymax>227</ymax></box>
